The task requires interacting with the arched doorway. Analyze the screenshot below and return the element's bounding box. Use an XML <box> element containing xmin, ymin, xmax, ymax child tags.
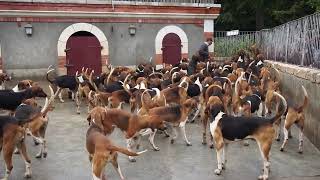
<box><xmin>66</xmin><ymin>31</ymin><xmax>102</xmax><ymax>76</ymax></box>
<box><xmin>57</xmin><ymin>23</ymin><xmax>108</xmax><ymax>75</ymax></box>
<box><xmin>155</xmin><ymin>25</ymin><xmax>188</xmax><ymax>65</ymax></box>
<box><xmin>162</xmin><ymin>33</ymin><xmax>182</xmax><ymax>65</ymax></box>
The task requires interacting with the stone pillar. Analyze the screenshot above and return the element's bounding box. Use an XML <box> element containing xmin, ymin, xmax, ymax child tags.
<box><xmin>204</xmin><ymin>19</ymin><xmax>214</xmax><ymax>56</ymax></box>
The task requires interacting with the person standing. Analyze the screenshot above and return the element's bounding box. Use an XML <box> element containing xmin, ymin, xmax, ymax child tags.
<box><xmin>187</xmin><ymin>38</ymin><xmax>213</xmax><ymax>75</ymax></box>
<box><xmin>199</xmin><ymin>37</ymin><xmax>213</xmax><ymax>62</ymax></box>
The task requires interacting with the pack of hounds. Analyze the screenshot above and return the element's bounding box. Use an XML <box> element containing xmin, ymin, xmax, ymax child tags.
<box><xmin>0</xmin><ymin>46</ymin><xmax>309</xmax><ymax>180</ymax></box>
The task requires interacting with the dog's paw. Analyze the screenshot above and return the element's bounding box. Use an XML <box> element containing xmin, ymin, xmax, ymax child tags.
<box><xmin>214</xmin><ymin>169</ymin><xmax>222</xmax><ymax>175</ymax></box>
<box><xmin>170</xmin><ymin>139</ymin><xmax>175</xmax><ymax>144</ymax></box>
<box><xmin>298</xmin><ymin>150</ymin><xmax>303</xmax><ymax>154</ymax></box>
<box><xmin>153</xmin><ymin>147</ymin><xmax>160</xmax><ymax>151</ymax></box>
<box><xmin>280</xmin><ymin>147</ymin><xmax>284</xmax><ymax>152</ymax></box>
<box><xmin>43</xmin><ymin>152</ymin><xmax>47</xmax><ymax>158</ymax></box>
<box><xmin>258</xmin><ymin>174</ymin><xmax>268</xmax><ymax>180</ymax></box>
<box><xmin>202</xmin><ymin>141</ymin><xmax>207</xmax><ymax>145</ymax></box>
<box><xmin>129</xmin><ymin>158</ymin><xmax>136</xmax><ymax>163</ymax></box>
<box><xmin>222</xmin><ymin>163</ymin><xmax>226</xmax><ymax>170</ymax></box>
<box><xmin>35</xmin><ymin>153</ymin><xmax>42</xmax><ymax>159</ymax></box>
<box><xmin>186</xmin><ymin>142</ymin><xmax>192</xmax><ymax>146</ymax></box>
<box><xmin>209</xmin><ymin>144</ymin><xmax>214</xmax><ymax>149</ymax></box>
<box><xmin>275</xmin><ymin>138</ymin><xmax>280</xmax><ymax>142</ymax></box>
<box><xmin>24</xmin><ymin>173</ymin><xmax>32</xmax><ymax>179</ymax></box>
<box><xmin>59</xmin><ymin>99</ymin><xmax>65</xmax><ymax>103</ymax></box>
<box><xmin>13</xmin><ymin>148</ymin><xmax>20</xmax><ymax>154</ymax></box>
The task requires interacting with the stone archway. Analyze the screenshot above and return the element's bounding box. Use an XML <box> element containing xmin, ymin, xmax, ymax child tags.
<box><xmin>57</xmin><ymin>23</ymin><xmax>109</xmax><ymax>75</ymax></box>
<box><xmin>155</xmin><ymin>25</ymin><xmax>188</xmax><ymax>64</ymax></box>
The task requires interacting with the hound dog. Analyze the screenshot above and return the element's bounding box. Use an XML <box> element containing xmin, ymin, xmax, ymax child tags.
<box><xmin>47</xmin><ymin>66</ymin><xmax>86</xmax><ymax>113</ymax></box>
<box><xmin>153</xmin><ymin>77</ymin><xmax>189</xmax><ymax>107</ymax></box>
<box><xmin>87</xmin><ymin>106</ymin><xmax>166</xmax><ymax>162</ymax></box>
<box><xmin>209</xmin><ymin>91</ymin><xmax>287</xmax><ymax>180</ymax></box>
<box><xmin>186</xmin><ymin>77</ymin><xmax>203</xmax><ymax>123</ymax></box>
<box><xmin>12</xmin><ymin>79</ymin><xmax>34</xmax><ymax>92</ymax></box>
<box><xmin>86</xmin><ymin>123</ymin><xmax>146</xmax><ymax>180</ymax></box>
<box><xmin>145</xmin><ymin>98</ymin><xmax>198</xmax><ymax>149</ymax></box>
<box><xmin>22</xmin><ymin>86</ymin><xmax>57</xmax><ymax>158</ymax></box>
<box><xmin>280</xmin><ymin>85</ymin><xmax>308</xmax><ymax>153</ymax></box>
<box><xmin>0</xmin><ymin>85</ymin><xmax>47</xmax><ymax>111</ymax></box>
<box><xmin>0</xmin><ymin>72</ymin><xmax>11</xmax><ymax>90</ymax></box>
<box><xmin>201</xmin><ymin>84</ymin><xmax>225</xmax><ymax>147</ymax></box>
<box><xmin>0</xmin><ymin>102</ymin><xmax>46</xmax><ymax>179</ymax></box>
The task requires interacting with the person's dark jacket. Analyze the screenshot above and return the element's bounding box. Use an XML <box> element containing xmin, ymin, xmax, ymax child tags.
<box><xmin>198</xmin><ymin>42</ymin><xmax>209</xmax><ymax>60</ymax></box>
<box><xmin>187</xmin><ymin>55</ymin><xmax>199</xmax><ymax>75</ymax></box>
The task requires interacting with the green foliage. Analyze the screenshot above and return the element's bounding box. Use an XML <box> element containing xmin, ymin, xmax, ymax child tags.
<box><xmin>215</xmin><ymin>0</ymin><xmax>317</xmax><ymax>31</ymax></box>
<box><xmin>214</xmin><ymin>34</ymin><xmax>256</xmax><ymax>57</ymax></box>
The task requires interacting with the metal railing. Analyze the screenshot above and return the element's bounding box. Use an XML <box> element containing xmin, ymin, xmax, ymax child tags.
<box><xmin>214</xmin><ymin>31</ymin><xmax>258</xmax><ymax>57</ymax></box>
<box><xmin>214</xmin><ymin>12</ymin><xmax>320</xmax><ymax>68</ymax></box>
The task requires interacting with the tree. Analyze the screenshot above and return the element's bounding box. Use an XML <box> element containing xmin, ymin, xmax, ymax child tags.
<box><xmin>215</xmin><ymin>0</ymin><xmax>317</xmax><ymax>31</ymax></box>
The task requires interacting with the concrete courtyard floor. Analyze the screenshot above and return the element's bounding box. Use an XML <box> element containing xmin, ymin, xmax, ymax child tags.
<box><xmin>1</xmin><ymin>82</ymin><xmax>320</xmax><ymax>180</ymax></box>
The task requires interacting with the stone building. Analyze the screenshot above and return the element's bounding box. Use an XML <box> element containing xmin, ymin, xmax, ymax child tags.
<box><xmin>0</xmin><ymin>0</ymin><xmax>220</xmax><ymax>77</ymax></box>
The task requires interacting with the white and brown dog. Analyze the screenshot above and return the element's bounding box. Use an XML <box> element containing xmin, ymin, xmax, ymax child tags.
<box><xmin>86</xmin><ymin>122</ymin><xmax>146</xmax><ymax>180</ymax></box>
<box><xmin>209</xmin><ymin>91</ymin><xmax>287</xmax><ymax>180</ymax></box>
<box><xmin>280</xmin><ymin>85</ymin><xmax>308</xmax><ymax>153</ymax></box>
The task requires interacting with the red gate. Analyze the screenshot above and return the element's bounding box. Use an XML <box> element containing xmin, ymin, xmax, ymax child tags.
<box><xmin>66</xmin><ymin>35</ymin><xmax>101</xmax><ymax>76</ymax></box>
<box><xmin>162</xmin><ymin>33</ymin><xmax>182</xmax><ymax>65</ymax></box>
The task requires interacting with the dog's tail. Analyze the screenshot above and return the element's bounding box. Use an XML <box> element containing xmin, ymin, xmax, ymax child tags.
<box><xmin>270</xmin><ymin>91</ymin><xmax>287</xmax><ymax>123</ymax></box>
<box><xmin>106</xmin><ymin>67</ymin><xmax>115</xmax><ymax>85</ymax></box>
<box><xmin>108</xmin><ymin>145</ymin><xmax>147</xmax><ymax>157</ymax></box>
<box><xmin>46</xmin><ymin>68</ymin><xmax>55</xmax><ymax>84</ymax></box>
<box><xmin>178</xmin><ymin>76</ymin><xmax>189</xmax><ymax>91</ymax></box>
<box><xmin>122</xmin><ymin>74</ymin><xmax>131</xmax><ymax>94</ymax></box>
<box><xmin>297</xmin><ymin>85</ymin><xmax>308</xmax><ymax>113</ymax></box>
<box><xmin>235</xmin><ymin>72</ymin><xmax>245</xmax><ymax>96</ymax></box>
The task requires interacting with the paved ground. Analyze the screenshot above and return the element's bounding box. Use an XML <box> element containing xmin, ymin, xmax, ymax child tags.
<box><xmin>1</xmin><ymin>82</ymin><xmax>320</xmax><ymax>180</ymax></box>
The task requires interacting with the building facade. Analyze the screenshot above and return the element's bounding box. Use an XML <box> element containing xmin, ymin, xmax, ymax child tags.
<box><xmin>0</xmin><ymin>0</ymin><xmax>220</xmax><ymax>77</ymax></box>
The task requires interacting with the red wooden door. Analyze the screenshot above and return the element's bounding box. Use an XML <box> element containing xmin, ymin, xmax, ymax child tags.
<box><xmin>66</xmin><ymin>36</ymin><xmax>101</xmax><ymax>76</ymax></box>
<box><xmin>162</xmin><ymin>33</ymin><xmax>182</xmax><ymax>65</ymax></box>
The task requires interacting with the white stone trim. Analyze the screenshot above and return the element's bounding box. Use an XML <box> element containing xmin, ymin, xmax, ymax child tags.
<box><xmin>204</xmin><ymin>19</ymin><xmax>214</xmax><ymax>32</ymax></box>
<box><xmin>0</xmin><ymin>10</ymin><xmax>219</xmax><ymax>20</ymax></box>
<box><xmin>155</xmin><ymin>25</ymin><xmax>188</xmax><ymax>55</ymax></box>
<box><xmin>57</xmin><ymin>23</ymin><xmax>109</xmax><ymax>57</ymax></box>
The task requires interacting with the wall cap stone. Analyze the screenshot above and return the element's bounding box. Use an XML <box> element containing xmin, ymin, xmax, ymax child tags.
<box><xmin>265</xmin><ymin>60</ymin><xmax>320</xmax><ymax>84</ymax></box>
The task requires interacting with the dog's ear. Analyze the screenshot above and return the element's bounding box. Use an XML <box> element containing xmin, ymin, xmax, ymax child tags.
<box><xmin>209</xmin><ymin>104</ymin><xmax>224</xmax><ymax>118</ymax></box>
